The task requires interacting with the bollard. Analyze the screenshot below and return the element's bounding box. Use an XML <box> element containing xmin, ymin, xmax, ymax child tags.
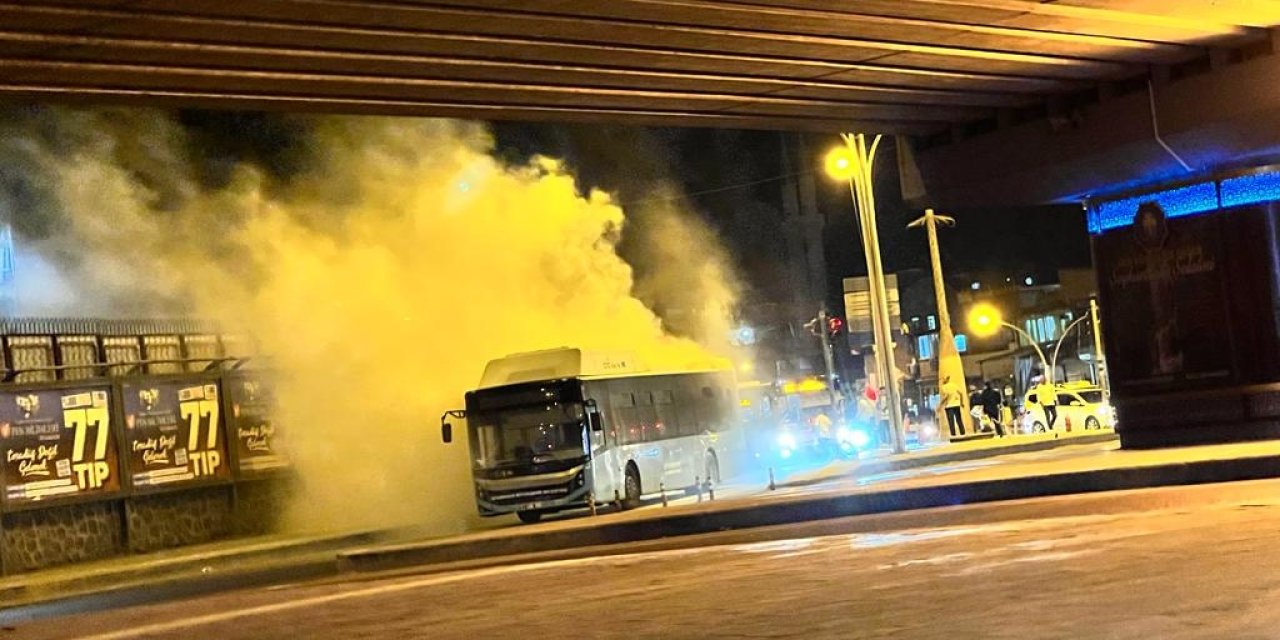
<box><xmin>708</xmin><ymin>481</ymin><xmax>715</xmax><ymax>501</ymax></box>
<box><xmin>695</xmin><ymin>476</ymin><xmax>702</xmax><ymax>503</ymax></box>
<box><xmin>613</xmin><ymin>489</ymin><xmax>622</xmax><ymax>511</ymax></box>
<box><xmin>768</xmin><ymin>467</ymin><xmax>776</xmax><ymax>491</ymax></box>
<box><xmin>660</xmin><ymin>482</ymin><xmax>668</xmax><ymax>507</ymax></box>
<box><xmin>588</xmin><ymin>492</ymin><xmax>597</xmax><ymax>517</ymax></box>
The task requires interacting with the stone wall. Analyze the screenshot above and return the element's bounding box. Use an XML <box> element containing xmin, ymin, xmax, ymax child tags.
<box><xmin>125</xmin><ymin>485</ymin><xmax>235</xmax><ymax>553</ymax></box>
<box><xmin>1</xmin><ymin>501</ymin><xmax>123</xmax><ymax>573</ymax></box>
<box><xmin>232</xmin><ymin>477</ymin><xmax>292</xmax><ymax>536</ymax></box>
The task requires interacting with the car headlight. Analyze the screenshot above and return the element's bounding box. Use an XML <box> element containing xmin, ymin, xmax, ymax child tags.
<box><xmin>777</xmin><ymin>433</ymin><xmax>797</xmax><ymax>449</ymax></box>
<box><xmin>837</xmin><ymin>426</ymin><xmax>870</xmax><ymax>448</ymax></box>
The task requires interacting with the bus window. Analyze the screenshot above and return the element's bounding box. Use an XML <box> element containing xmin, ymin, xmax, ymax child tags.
<box><xmin>652</xmin><ymin>389</ymin><xmax>676</xmax><ymax>440</ymax></box>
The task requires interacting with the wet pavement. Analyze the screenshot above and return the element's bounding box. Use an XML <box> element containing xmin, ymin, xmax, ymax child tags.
<box><xmin>16</xmin><ymin>483</ymin><xmax>1280</xmax><ymax>640</ymax></box>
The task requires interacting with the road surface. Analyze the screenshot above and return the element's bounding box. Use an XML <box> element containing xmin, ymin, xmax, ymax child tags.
<box><xmin>11</xmin><ymin>484</ymin><xmax>1280</xmax><ymax>640</ymax></box>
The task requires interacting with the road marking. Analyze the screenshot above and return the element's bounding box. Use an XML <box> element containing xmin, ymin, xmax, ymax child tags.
<box><xmin>68</xmin><ymin>553</ymin><xmax>644</xmax><ymax>640</ymax></box>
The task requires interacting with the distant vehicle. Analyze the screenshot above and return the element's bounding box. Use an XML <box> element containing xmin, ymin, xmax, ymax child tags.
<box><xmin>441</xmin><ymin>348</ymin><xmax>742</xmax><ymax>524</ymax></box>
<box><xmin>1021</xmin><ymin>382</ymin><xmax>1115</xmax><ymax>433</ymax></box>
<box><xmin>741</xmin><ymin>377</ymin><xmax>870</xmax><ymax>465</ymax></box>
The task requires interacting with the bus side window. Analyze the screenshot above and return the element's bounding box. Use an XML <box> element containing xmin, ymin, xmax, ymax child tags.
<box><xmin>675</xmin><ymin>388</ymin><xmax>698</xmax><ymax>437</ymax></box>
<box><xmin>653</xmin><ymin>389</ymin><xmax>676</xmax><ymax>440</ymax></box>
<box><xmin>696</xmin><ymin>386</ymin><xmax>718</xmax><ymax>432</ymax></box>
<box><xmin>612</xmin><ymin>391</ymin><xmax>636</xmax><ymax>445</ymax></box>
<box><xmin>635</xmin><ymin>390</ymin><xmax>656</xmax><ymax>442</ymax></box>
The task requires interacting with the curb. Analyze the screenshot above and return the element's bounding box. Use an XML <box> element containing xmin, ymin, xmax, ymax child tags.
<box><xmin>0</xmin><ymin>528</ymin><xmax>401</xmax><ymax>614</ymax></box>
<box><xmin>782</xmin><ymin>432</ymin><xmax>1119</xmax><ymax>489</ymax></box>
<box><xmin>338</xmin><ymin>451</ymin><xmax>1280</xmax><ymax>574</ymax></box>
<box><xmin>338</xmin><ymin>477</ymin><xmax>1280</xmax><ymax>581</ymax></box>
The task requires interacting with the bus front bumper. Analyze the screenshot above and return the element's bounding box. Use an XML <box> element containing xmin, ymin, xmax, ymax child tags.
<box><xmin>474</xmin><ymin>465</ymin><xmax>592</xmax><ymax>516</ymax></box>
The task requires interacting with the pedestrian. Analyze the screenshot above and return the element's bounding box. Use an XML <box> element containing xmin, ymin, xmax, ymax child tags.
<box><xmin>1036</xmin><ymin>379</ymin><xmax>1059</xmax><ymax>431</ymax></box>
<box><xmin>980</xmin><ymin>381</ymin><xmax>1005</xmax><ymax>437</ymax></box>
<box><xmin>940</xmin><ymin>376</ymin><xmax>964</xmax><ymax>437</ymax></box>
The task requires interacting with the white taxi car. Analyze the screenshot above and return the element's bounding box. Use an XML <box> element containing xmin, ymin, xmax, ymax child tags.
<box><xmin>1021</xmin><ymin>382</ymin><xmax>1115</xmax><ymax>433</ymax></box>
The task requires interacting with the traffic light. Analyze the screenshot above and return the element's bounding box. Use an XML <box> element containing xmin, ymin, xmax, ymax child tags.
<box><xmin>827</xmin><ymin>316</ymin><xmax>843</xmax><ymax>336</ymax></box>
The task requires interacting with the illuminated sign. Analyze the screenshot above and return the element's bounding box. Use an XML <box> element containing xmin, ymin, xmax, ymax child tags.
<box><xmin>122</xmin><ymin>380</ymin><xmax>230</xmax><ymax>488</ymax></box>
<box><xmin>0</xmin><ymin>387</ymin><xmax>119</xmax><ymax>504</ymax></box>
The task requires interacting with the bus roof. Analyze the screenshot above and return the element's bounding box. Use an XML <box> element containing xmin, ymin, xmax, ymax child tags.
<box><xmin>476</xmin><ymin>347</ymin><xmax>730</xmax><ymax>389</ymax></box>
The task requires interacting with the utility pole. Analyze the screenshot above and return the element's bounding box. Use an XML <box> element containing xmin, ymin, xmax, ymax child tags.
<box><xmin>1090</xmin><ymin>298</ymin><xmax>1109</xmax><ymax>403</ymax></box>
<box><xmin>908</xmin><ymin>208</ymin><xmax>972</xmax><ymax>440</ymax></box>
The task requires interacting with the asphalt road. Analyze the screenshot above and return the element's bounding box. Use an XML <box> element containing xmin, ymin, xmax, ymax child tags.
<box><xmin>12</xmin><ymin>483</ymin><xmax>1280</xmax><ymax>640</ymax></box>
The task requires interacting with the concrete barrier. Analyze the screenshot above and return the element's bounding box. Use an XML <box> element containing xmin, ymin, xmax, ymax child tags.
<box><xmin>338</xmin><ymin>450</ymin><xmax>1280</xmax><ymax>574</ymax></box>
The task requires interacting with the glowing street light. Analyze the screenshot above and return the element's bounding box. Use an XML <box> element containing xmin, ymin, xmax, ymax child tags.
<box><xmin>824</xmin><ymin>145</ymin><xmax>857</xmax><ymax>181</ymax></box>
<box><xmin>824</xmin><ymin>133</ymin><xmax>906</xmax><ymax>454</ymax></box>
<box><xmin>968</xmin><ymin>302</ymin><xmax>1003</xmax><ymax>338</ymax></box>
<box><xmin>967</xmin><ymin>302</ymin><xmax>1050</xmax><ymax>381</ymax></box>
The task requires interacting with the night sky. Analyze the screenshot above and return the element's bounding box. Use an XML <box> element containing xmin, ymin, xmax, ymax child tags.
<box><xmin>491</xmin><ymin>123</ymin><xmax>1094</xmax><ymax>312</ymax></box>
<box><xmin>174</xmin><ymin>111</ymin><xmax>1093</xmax><ymax>314</ymax></box>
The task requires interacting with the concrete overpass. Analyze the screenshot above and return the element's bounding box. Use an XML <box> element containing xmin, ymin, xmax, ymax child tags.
<box><xmin>4</xmin><ymin>1</ymin><xmax>1280</xmax><ymax>450</ymax></box>
<box><xmin>2</xmin><ymin>1</ymin><xmax>1280</xmax><ymax>203</ymax></box>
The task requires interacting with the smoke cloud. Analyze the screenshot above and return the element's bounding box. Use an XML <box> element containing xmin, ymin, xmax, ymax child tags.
<box><xmin>0</xmin><ymin>107</ymin><xmax>740</xmax><ymax>534</ymax></box>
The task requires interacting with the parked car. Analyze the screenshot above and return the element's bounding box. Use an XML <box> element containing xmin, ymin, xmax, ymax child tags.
<box><xmin>1020</xmin><ymin>382</ymin><xmax>1115</xmax><ymax>433</ymax></box>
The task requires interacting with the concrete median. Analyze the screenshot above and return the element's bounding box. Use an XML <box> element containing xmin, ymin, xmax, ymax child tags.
<box><xmin>338</xmin><ymin>449</ymin><xmax>1280</xmax><ymax>574</ymax></box>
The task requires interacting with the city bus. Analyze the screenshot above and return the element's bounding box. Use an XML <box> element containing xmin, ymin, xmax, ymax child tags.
<box><xmin>440</xmin><ymin>348</ymin><xmax>741</xmax><ymax>523</ymax></box>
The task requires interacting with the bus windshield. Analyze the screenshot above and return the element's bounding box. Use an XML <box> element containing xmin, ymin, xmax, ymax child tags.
<box><xmin>470</xmin><ymin>403</ymin><xmax>586</xmax><ymax>468</ymax></box>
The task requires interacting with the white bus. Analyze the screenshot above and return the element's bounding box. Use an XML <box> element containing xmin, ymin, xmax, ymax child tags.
<box><xmin>441</xmin><ymin>348</ymin><xmax>741</xmax><ymax>523</ymax></box>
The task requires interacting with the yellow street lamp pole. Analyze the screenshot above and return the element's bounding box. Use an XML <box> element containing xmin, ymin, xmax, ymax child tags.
<box><xmin>907</xmin><ymin>208</ymin><xmax>972</xmax><ymax>440</ymax></box>
<box><xmin>825</xmin><ymin>133</ymin><xmax>906</xmax><ymax>454</ymax></box>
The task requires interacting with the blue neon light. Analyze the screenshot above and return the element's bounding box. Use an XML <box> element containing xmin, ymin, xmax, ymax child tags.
<box><xmin>1088</xmin><ymin>168</ymin><xmax>1280</xmax><ymax>235</ymax></box>
<box><xmin>1220</xmin><ymin>172</ymin><xmax>1280</xmax><ymax>209</ymax></box>
<box><xmin>1088</xmin><ymin>181</ymin><xmax>1218</xmax><ymax>234</ymax></box>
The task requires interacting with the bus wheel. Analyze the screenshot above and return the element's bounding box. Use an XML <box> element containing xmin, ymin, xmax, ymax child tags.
<box><xmin>516</xmin><ymin>510</ymin><xmax>542</xmax><ymax>524</ymax></box>
<box><xmin>705</xmin><ymin>451</ymin><xmax>721</xmax><ymax>485</ymax></box>
<box><xmin>623</xmin><ymin>464</ymin><xmax>642</xmax><ymax>509</ymax></box>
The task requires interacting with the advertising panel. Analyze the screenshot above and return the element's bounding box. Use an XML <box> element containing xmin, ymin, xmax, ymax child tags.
<box><xmin>1096</xmin><ymin>202</ymin><xmax>1233</xmax><ymax>391</ymax></box>
<box><xmin>226</xmin><ymin>374</ymin><xmax>287</xmax><ymax>476</ymax></box>
<box><xmin>122</xmin><ymin>380</ymin><xmax>230</xmax><ymax>488</ymax></box>
<box><xmin>0</xmin><ymin>387</ymin><xmax>118</xmax><ymax>504</ymax></box>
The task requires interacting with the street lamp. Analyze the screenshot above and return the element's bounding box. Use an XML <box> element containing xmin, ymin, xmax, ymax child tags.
<box><xmin>967</xmin><ymin>303</ymin><xmax>1051</xmax><ymax>381</ymax></box>
<box><xmin>824</xmin><ymin>134</ymin><xmax>906</xmax><ymax>454</ymax></box>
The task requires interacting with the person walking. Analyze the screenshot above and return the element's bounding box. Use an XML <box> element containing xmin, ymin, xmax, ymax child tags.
<box><xmin>1035</xmin><ymin>379</ymin><xmax>1059</xmax><ymax>431</ymax></box>
<box><xmin>980</xmin><ymin>382</ymin><xmax>1005</xmax><ymax>437</ymax></box>
<box><xmin>940</xmin><ymin>376</ymin><xmax>964</xmax><ymax>438</ymax></box>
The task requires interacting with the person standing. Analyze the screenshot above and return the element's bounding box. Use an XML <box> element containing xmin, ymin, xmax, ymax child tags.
<box><xmin>980</xmin><ymin>382</ymin><xmax>1005</xmax><ymax>437</ymax></box>
<box><xmin>1036</xmin><ymin>379</ymin><xmax>1059</xmax><ymax>431</ymax></box>
<box><xmin>940</xmin><ymin>376</ymin><xmax>964</xmax><ymax>437</ymax></box>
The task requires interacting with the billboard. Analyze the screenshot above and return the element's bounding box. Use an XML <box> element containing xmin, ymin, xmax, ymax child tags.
<box><xmin>122</xmin><ymin>380</ymin><xmax>230</xmax><ymax>488</ymax></box>
<box><xmin>225</xmin><ymin>374</ymin><xmax>287</xmax><ymax>476</ymax></box>
<box><xmin>0</xmin><ymin>387</ymin><xmax>118</xmax><ymax>504</ymax></box>
<box><xmin>1095</xmin><ymin>202</ymin><xmax>1233</xmax><ymax>391</ymax></box>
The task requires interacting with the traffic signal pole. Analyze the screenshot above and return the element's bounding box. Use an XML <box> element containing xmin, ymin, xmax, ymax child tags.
<box><xmin>818</xmin><ymin>308</ymin><xmax>839</xmax><ymax>406</ymax></box>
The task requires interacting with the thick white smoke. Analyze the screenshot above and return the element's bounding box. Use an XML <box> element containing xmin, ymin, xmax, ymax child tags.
<box><xmin>0</xmin><ymin>108</ymin><xmax>740</xmax><ymax>534</ymax></box>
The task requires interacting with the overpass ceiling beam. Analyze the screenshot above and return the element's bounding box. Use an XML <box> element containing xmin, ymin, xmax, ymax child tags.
<box><xmin>0</xmin><ymin>58</ymin><xmax>994</xmax><ymax>122</ymax></box>
<box><xmin>401</xmin><ymin>0</ymin><xmax>1232</xmax><ymax>60</ymax></box>
<box><xmin>721</xmin><ymin>0</ymin><xmax>1264</xmax><ymax>43</ymax></box>
<box><xmin>0</xmin><ymin>84</ymin><xmax>940</xmax><ymax>133</ymax></box>
<box><xmin>0</xmin><ymin>4</ymin><xmax>1087</xmax><ymax>93</ymax></box>
<box><xmin>6</xmin><ymin>2</ymin><xmax>1141</xmax><ymax>79</ymax></box>
<box><xmin>0</xmin><ymin>32</ymin><xmax>1040</xmax><ymax>108</ymax></box>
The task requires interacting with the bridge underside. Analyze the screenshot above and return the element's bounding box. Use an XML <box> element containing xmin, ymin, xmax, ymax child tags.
<box><xmin>4</xmin><ymin>1</ymin><xmax>1278</xmax><ymax>202</ymax></box>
